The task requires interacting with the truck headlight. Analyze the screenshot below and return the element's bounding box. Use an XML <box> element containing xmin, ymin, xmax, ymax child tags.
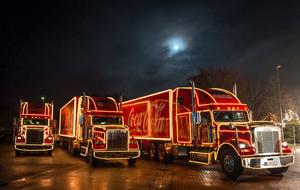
<box><xmin>239</xmin><ymin>143</ymin><xmax>247</xmax><ymax>149</ymax></box>
<box><xmin>239</xmin><ymin>142</ymin><xmax>256</xmax><ymax>155</ymax></box>
<box><xmin>282</xmin><ymin>141</ymin><xmax>288</xmax><ymax>147</ymax></box>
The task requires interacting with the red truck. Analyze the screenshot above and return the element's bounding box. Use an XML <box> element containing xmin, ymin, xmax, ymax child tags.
<box><xmin>59</xmin><ymin>95</ymin><xmax>140</xmax><ymax>166</ymax></box>
<box><xmin>122</xmin><ymin>87</ymin><xmax>294</xmax><ymax>179</ymax></box>
<box><xmin>14</xmin><ymin>101</ymin><xmax>54</xmax><ymax>156</ymax></box>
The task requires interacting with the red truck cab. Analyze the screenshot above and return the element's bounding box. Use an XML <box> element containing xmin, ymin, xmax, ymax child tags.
<box><xmin>14</xmin><ymin>101</ymin><xmax>54</xmax><ymax>156</ymax></box>
<box><xmin>59</xmin><ymin>95</ymin><xmax>140</xmax><ymax>166</ymax></box>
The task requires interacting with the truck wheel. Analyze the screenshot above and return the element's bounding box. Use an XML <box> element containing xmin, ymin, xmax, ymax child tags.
<box><xmin>128</xmin><ymin>158</ymin><xmax>137</xmax><ymax>166</ymax></box>
<box><xmin>88</xmin><ymin>146</ymin><xmax>97</xmax><ymax>166</ymax></box>
<box><xmin>72</xmin><ymin>148</ymin><xmax>79</xmax><ymax>156</ymax></box>
<box><xmin>68</xmin><ymin>140</ymin><xmax>77</xmax><ymax>156</ymax></box>
<box><xmin>157</xmin><ymin>144</ymin><xmax>173</xmax><ymax>163</ymax></box>
<box><xmin>149</xmin><ymin>143</ymin><xmax>157</xmax><ymax>160</ymax></box>
<box><xmin>15</xmin><ymin>150</ymin><xmax>21</xmax><ymax>156</ymax></box>
<box><xmin>268</xmin><ymin>166</ymin><xmax>289</xmax><ymax>174</ymax></box>
<box><xmin>47</xmin><ymin>150</ymin><xmax>53</xmax><ymax>156</ymax></box>
<box><xmin>220</xmin><ymin>149</ymin><xmax>243</xmax><ymax>180</ymax></box>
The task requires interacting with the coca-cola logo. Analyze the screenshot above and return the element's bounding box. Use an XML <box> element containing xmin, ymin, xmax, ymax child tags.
<box><xmin>128</xmin><ymin>102</ymin><xmax>167</xmax><ymax>135</ymax></box>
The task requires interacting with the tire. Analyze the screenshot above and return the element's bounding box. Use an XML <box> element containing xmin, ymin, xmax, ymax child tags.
<box><xmin>149</xmin><ymin>143</ymin><xmax>157</xmax><ymax>160</ymax></box>
<box><xmin>68</xmin><ymin>140</ymin><xmax>73</xmax><ymax>154</ymax></box>
<box><xmin>88</xmin><ymin>146</ymin><xmax>97</xmax><ymax>166</ymax></box>
<box><xmin>72</xmin><ymin>148</ymin><xmax>79</xmax><ymax>156</ymax></box>
<box><xmin>15</xmin><ymin>150</ymin><xmax>21</xmax><ymax>156</ymax></box>
<box><xmin>47</xmin><ymin>150</ymin><xmax>53</xmax><ymax>156</ymax></box>
<box><xmin>268</xmin><ymin>166</ymin><xmax>289</xmax><ymax>174</ymax></box>
<box><xmin>157</xmin><ymin>144</ymin><xmax>173</xmax><ymax>163</ymax></box>
<box><xmin>128</xmin><ymin>158</ymin><xmax>137</xmax><ymax>166</ymax></box>
<box><xmin>157</xmin><ymin>144</ymin><xmax>166</xmax><ymax>162</ymax></box>
<box><xmin>220</xmin><ymin>149</ymin><xmax>243</xmax><ymax>180</ymax></box>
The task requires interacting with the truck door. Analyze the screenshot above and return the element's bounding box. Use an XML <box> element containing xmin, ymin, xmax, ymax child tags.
<box><xmin>176</xmin><ymin>96</ymin><xmax>192</xmax><ymax>143</ymax></box>
<box><xmin>199</xmin><ymin>111</ymin><xmax>213</xmax><ymax>144</ymax></box>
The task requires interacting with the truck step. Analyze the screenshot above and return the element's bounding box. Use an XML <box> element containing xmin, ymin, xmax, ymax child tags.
<box><xmin>189</xmin><ymin>151</ymin><xmax>214</xmax><ymax>165</ymax></box>
<box><xmin>80</xmin><ymin>146</ymin><xmax>88</xmax><ymax>156</ymax></box>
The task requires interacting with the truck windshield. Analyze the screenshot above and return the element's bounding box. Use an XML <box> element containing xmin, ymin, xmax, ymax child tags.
<box><xmin>23</xmin><ymin>119</ymin><xmax>48</xmax><ymax>125</ymax></box>
<box><xmin>213</xmin><ymin>111</ymin><xmax>248</xmax><ymax>122</ymax></box>
<box><xmin>92</xmin><ymin>117</ymin><xmax>122</xmax><ymax>125</ymax></box>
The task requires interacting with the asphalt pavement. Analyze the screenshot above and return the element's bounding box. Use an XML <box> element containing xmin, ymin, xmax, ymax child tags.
<box><xmin>0</xmin><ymin>144</ymin><xmax>300</xmax><ymax>190</ymax></box>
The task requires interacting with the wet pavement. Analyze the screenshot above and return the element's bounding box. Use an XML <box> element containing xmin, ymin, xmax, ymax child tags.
<box><xmin>0</xmin><ymin>144</ymin><xmax>300</xmax><ymax>190</ymax></box>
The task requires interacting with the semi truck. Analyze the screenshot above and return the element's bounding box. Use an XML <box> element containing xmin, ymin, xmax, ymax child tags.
<box><xmin>14</xmin><ymin>101</ymin><xmax>54</xmax><ymax>156</ymax></box>
<box><xmin>122</xmin><ymin>87</ymin><xmax>294</xmax><ymax>179</ymax></box>
<box><xmin>59</xmin><ymin>95</ymin><xmax>140</xmax><ymax>166</ymax></box>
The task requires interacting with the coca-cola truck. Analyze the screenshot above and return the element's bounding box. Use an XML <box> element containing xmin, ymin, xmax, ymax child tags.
<box><xmin>14</xmin><ymin>101</ymin><xmax>54</xmax><ymax>156</ymax></box>
<box><xmin>122</xmin><ymin>87</ymin><xmax>294</xmax><ymax>179</ymax></box>
<box><xmin>59</xmin><ymin>95</ymin><xmax>140</xmax><ymax>166</ymax></box>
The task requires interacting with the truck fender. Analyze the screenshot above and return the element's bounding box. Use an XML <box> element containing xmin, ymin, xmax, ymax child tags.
<box><xmin>216</xmin><ymin>142</ymin><xmax>240</xmax><ymax>161</ymax></box>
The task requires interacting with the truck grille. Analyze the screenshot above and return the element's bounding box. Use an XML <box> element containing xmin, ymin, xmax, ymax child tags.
<box><xmin>107</xmin><ymin>129</ymin><xmax>128</xmax><ymax>150</ymax></box>
<box><xmin>26</xmin><ymin>129</ymin><xmax>44</xmax><ymax>144</ymax></box>
<box><xmin>255</xmin><ymin>128</ymin><xmax>280</xmax><ymax>154</ymax></box>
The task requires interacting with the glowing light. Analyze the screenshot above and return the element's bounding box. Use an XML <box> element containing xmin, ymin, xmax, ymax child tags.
<box><xmin>239</xmin><ymin>143</ymin><xmax>246</xmax><ymax>149</ymax></box>
<box><xmin>263</xmin><ymin>113</ymin><xmax>278</xmax><ymax>123</ymax></box>
<box><xmin>276</xmin><ymin>65</ymin><xmax>282</xmax><ymax>70</ymax></box>
<box><xmin>164</xmin><ymin>36</ymin><xmax>187</xmax><ymax>57</ymax></box>
<box><xmin>283</xmin><ymin>109</ymin><xmax>300</xmax><ymax>123</ymax></box>
<box><xmin>173</xmin><ymin>45</ymin><xmax>179</xmax><ymax>51</ymax></box>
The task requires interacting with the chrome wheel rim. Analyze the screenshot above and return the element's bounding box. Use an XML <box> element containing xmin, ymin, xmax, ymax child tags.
<box><xmin>224</xmin><ymin>155</ymin><xmax>235</xmax><ymax>173</ymax></box>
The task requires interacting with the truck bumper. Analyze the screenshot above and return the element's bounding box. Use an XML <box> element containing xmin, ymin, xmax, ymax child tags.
<box><xmin>242</xmin><ymin>154</ymin><xmax>294</xmax><ymax>169</ymax></box>
<box><xmin>15</xmin><ymin>144</ymin><xmax>54</xmax><ymax>151</ymax></box>
<box><xmin>94</xmin><ymin>150</ymin><xmax>140</xmax><ymax>160</ymax></box>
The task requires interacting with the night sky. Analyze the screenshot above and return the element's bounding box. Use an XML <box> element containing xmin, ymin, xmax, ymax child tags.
<box><xmin>1</xmin><ymin>0</ymin><xmax>300</xmax><ymax>126</ymax></box>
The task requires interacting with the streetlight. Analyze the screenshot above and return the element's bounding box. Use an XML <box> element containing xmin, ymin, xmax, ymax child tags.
<box><xmin>41</xmin><ymin>96</ymin><xmax>45</xmax><ymax>104</ymax></box>
<box><xmin>276</xmin><ymin>65</ymin><xmax>283</xmax><ymax>123</ymax></box>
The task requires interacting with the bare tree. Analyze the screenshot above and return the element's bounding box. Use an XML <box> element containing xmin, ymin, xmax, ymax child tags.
<box><xmin>238</xmin><ymin>77</ymin><xmax>267</xmax><ymax>119</ymax></box>
<box><xmin>189</xmin><ymin>65</ymin><xmax>240</xmax><ymax>90</ymax></box>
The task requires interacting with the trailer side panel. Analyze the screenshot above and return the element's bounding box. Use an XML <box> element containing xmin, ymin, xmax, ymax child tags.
<box><xmin>123</xmin><ymin>90</ymin><xmax>172</xmax><ymax>140</ymax></box>
<box><xmin>59</xmin><ymin>97</ymin><xmax>76</xmax><ymax>137</ymax></box>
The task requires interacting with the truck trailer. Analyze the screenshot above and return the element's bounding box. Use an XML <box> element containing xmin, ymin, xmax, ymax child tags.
<box><xmin>59</xmin><ymin>95</ymin><xmax>140</xmax><ymax>166</ymax></box>
<box><xmin>14</xmin><ymin>101</ymin><xmax>54</xmax><ymax>156</ymax></box>
<box><xmin>122</xmin><ymin>87</ymin><xmax>294</xmax><ymax>179</ymax></box>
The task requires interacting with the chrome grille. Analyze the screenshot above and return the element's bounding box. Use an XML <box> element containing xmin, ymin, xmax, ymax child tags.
<box><xmin>107</xmin><ymin>129</ymin><xmax>128</xmax><ymax>150</ymax></box>
<box><xmin>26</xmin><ymin>129</ymin><xmax>44</xmax><ymax>144</ymax></box>
<box><xmin>255</xmin><ymin>127</ymin><xmax>280</xmax><ymax>154</ymax></box>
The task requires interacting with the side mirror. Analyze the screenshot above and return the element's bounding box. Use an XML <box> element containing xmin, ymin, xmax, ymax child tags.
<box><xmin>52</xmin><ymin>119</ymin><xmax>58</xmax><ymax>129</ymax></box>
<box><xmin>79</xmin><ymin>115</ymin><xmax>84</xmax><ymax>126</ymax></box>
<box><xmin>12</xmin><ymin>117</ymin><xmax>19</xmax><ymax>128</ymax></box>
<box><xmin>201</xmin><ymin>118</ymin><xmax>208</xmax><ymax>125</ymax></box>
<box><xmin>192</xmin><ymin>112</ymin><xmax>201</xmax><ymax>125</ymax></box>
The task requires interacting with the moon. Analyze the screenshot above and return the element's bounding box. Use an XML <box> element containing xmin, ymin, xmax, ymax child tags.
<box><xmin>173</xmin><ymin>45</ymin><xmax>179</xmax><ymax>51</ymax></box>
<box><xmin>164</xmin><ymin>36</ymin><xmax>187</xmax><ymax>57</ymax></box>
